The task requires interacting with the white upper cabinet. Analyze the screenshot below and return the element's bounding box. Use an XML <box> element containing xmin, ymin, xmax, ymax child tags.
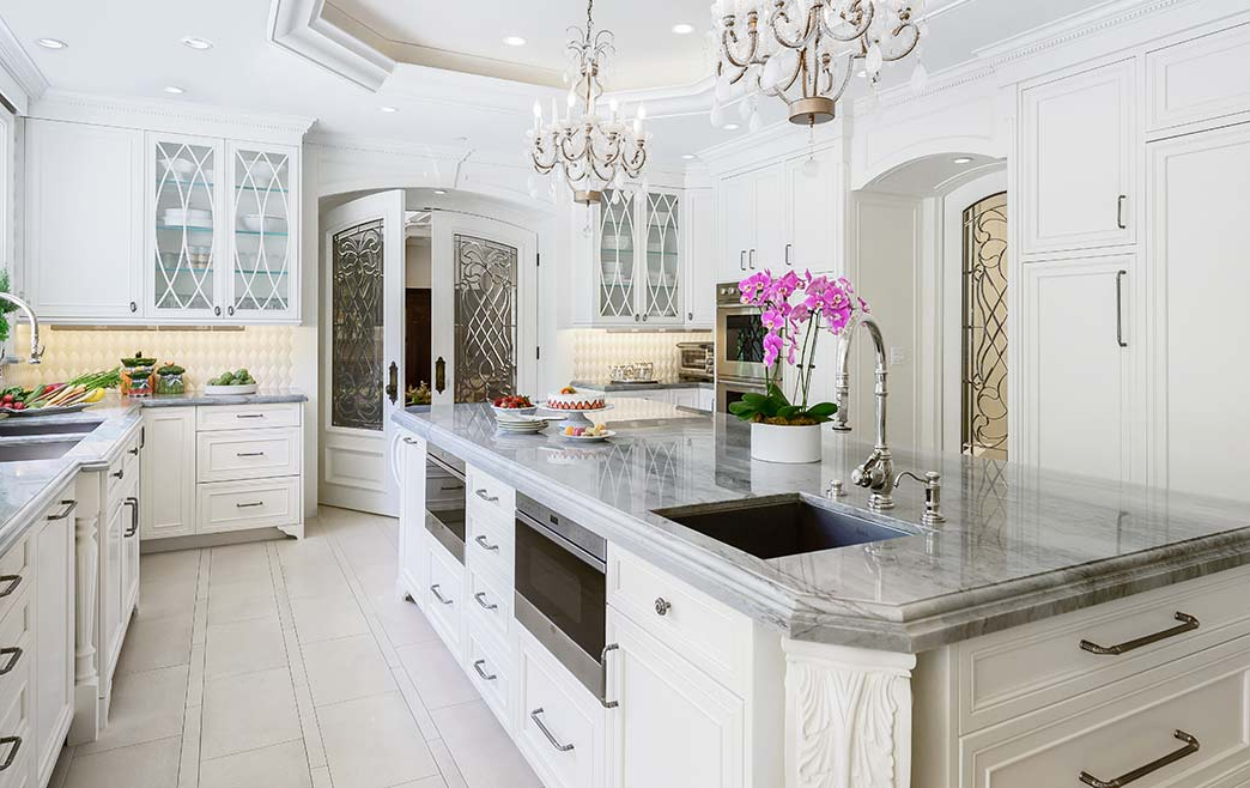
<box><xmin>1020</xmin><ymin>59</ymin><xmax>1137</xmax><ymax>257</ymax></box>
<box><xmin>589</xmin><ymin>188</ymin><xmax>688</xmax><ymax>327</ymax></box>
<box><xmin>752</xmin><ymin>166</ymin><xmax>784</xmax><ymax>272</ymax></box>
<box><xmin>23</xmin><ymin>119</ymin><xmax>144</xmax><ymax>320</ymax></box>
<box><xmin>595</xmin><ymin>188</ymin><xmax>640</xmax><ymax>325</ymax></box>
<box><xmin>149</xmin><ymin>133</ymin><xmax>225</xmax><ymax>321</ymax></box>
<box><xmin>641</xmin><ymin>191</ymin><xmax>682</xmax><ymax>326</ymax></box>
<box><xmin>227</xmin><ymin>143</ymin><xmax>300</xmax><ymax>321</ymax></box>
<box><xmin>1146</xmin><ymin>22</ymin><xmax>1250</xmax><ymax>134</ymax></box>
<box><xmin>684</xmin><ymin>189</ymin><xmax>716</xmax><ymax>328</ymax></box>
<box><xmin>785</xmin><ymin>148</ymin><xmax>841</xmax><ymax>274</ymax></box>
<box><xmin>720</xmin><ymin>172</ymin><xmax>756</xmax><ymax>282</ymax></box>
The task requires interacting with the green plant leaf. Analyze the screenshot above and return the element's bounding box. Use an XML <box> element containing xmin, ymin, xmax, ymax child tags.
<box><xmin>777</xmin><ymin>405</ymin><xmax>801</xmax><ymax>420</ymax></box>
<box><xmin>806</xmin><ymin>402</ymin><xmax>838</xmax><ymax>419</ymax></box>
<box><xmin>740</xmin><ymin>392</ymin><xmax>769</xmax><ymax>408</ymax></box>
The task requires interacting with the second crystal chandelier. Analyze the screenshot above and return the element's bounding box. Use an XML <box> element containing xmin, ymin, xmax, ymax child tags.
<box><xmin>529</xmin><ymin>0</ymin><xmax>649</xmax><ymax>205</ymax></box>
<box><xmin>713</xmin><ymin>0</ymin><xmax>927</xmax><ymax>128</ymax></box>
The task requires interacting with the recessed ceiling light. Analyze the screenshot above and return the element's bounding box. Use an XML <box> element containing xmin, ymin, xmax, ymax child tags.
<box><xmin>672</xmin><ymin>23</ymin><xmax>695</xmax><ymax>35</ymax></box>
<box><xmin>952</xmin><ymin>156</ymin><xmax>974</xmax><ymax>165</ymax></box>
<box><xmin>36</xmin><ymin>38</ymin><xmax>67</xmax><ymax>50</ymax></box>
<box><xmin>681</xmin><ymin>154</ymin><xmax>696</xmax><ymax>160</ymax></box>
<box><xmin>503</xmin><ymin>36</ymin><xmax>527</xmax><ymax>47</ymax></box>
<box><xmin>380</xmin><ymin>106</ymin><xmax>398</xmax><ymax>113</ymax></box>
<box><xmin>434</xmin><ymin>190</ymin><xmax>448</xmax><ymax>195</ymax></box>
<box><xmin>724</xmin><ymin>123</ymin><xmax>740</xmax><ymax>131</ymax></box>
<box><xmin>163</xmin><ymin>86</ymin><xmax>185</xmax><ymax>95</ymax></box>
<box><xmin>181</xmin><ymin>36</ymin><xmax>213</xmax><ymax>51</ymax></box>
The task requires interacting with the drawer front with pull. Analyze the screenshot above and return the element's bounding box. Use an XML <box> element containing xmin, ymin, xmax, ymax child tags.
<box><xmin>0</xmin><ymin>593</ymin><xmax>31</xmax><ymax>701</ymax></box>
<box><xmin>516</xmin><ymin>628</ymin><xmax>601</xmax><ymax>788</ymax></box>
<box><xmin>466</xmin><ymin>510</ymin><xmax>513</xmax><ymax>587</ymax></box>
<box><xmin>0</xmin><ymin>538</ymin><xmax>31</xmax><ymax>630</ymax></box>
<box><xmin>465</xmin><ymin>465</ymin><xmax>514</xmax><ymax>520</ymax></box>
<box><xmin>958</xmin><ymin>567</ymin><xmax>1250</xmax><ymax>732</ymax></box>
<box><xmin>196</xmin><ymin>478</ymin><xmax>300</xmax><ymax>534</ymax></box>
<box><xmin>466</xmin><ymin>567</ymin><xmax>511</xmax><ymax>642</ymax></box>
<box><xmin>196</xmin><ymin>429</ymin><xmax>299</xmax><ymax>482</ymax></box>
<box><xmin>426</xmin><ymin>540</ymin><xmax>463</xmax><ymax>654</ymax></box>
<box><xmin>196</xmin><ymin>403</ymin><xmax>301</xmax><ymax>431</ymax></box>
<box><xmin>0</xmin><ymin>635</ymin><xmax>30</xmax><ymax>788</ymax></box>
<box><xmin>464</xmin><ymin>617</ymin><xmax>511</xmax><ymax>729</ymax></box>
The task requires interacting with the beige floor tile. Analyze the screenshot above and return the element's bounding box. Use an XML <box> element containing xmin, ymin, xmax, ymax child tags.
<box><xmin>370</xmin><ymin>594</ymin><xmax>440</xmax><ymax>648</ymax></box>
<box><xmin>199</xmin><ymin>740</ymin><xmax>312</xmax><ymax>788</ymax></box>
<box><xmin>427</xmin><ymin>738</ymin><xmax>469</xmax><ymax>788</ymax></box>
<box><xmin>397</xmin><ymin>640</ymin><xmax>478</xmax><ymax>710</ymax></box>
<box><xmin>319</xmin><ymin>693</ymin><xmax>439</xmax><ymax>788</ymax></box>
<box><xmin>210</xmin><ymin>543</ymin><xmax>273</xmax><ymax>585</ymax></box>
<box><xmin>201</xmin><ymin>667</ymin><xmax>301</xmax><ymax>760</ymax></box>
<box><xmin>352</xmin><ymin>560</ymin><xmax>401</xmax><ymax>600</ymax></box>
<box><xmin>206</xmin><ymin>578</ymin><xmax>278</xmax><ymax>626</ymax></box>
<box><xmin>116</xmin><ymin>615</ymin><xmax>193</xmax><ymax>675</ymax></box>
<box><xmin>63</xmin><ymin>736</ymin><xmax>182</xmax><ymax>788</ymax></box>
<box><xmin>302</xmin><ymin>634</ymin><xmax>396</xmax><ymax>707</ymax></box>
<box><xmin>179</xmin><ymin>705</ymin><xmax>201</xmax><ymax>788</ymax></box>
<box><xmin>79</xmin><ymin>665</ymin><xmax>188</xmax><ymax>755</ymax></box>
<box><xmin>204</xmin><ymin>616</ymin><xmax>288</xmax><ymax>679</ymax></box>
<box><xmin>433</xmin><ymin>701</ymin><xmax>543</xmax><ymax>788</ymax></box>
<box><xmin>140</xmin><ymin>550</ymin><xmax>201</xmax><ymax>587</ymax></box>
<box><xmin>392</xmin><ymin>779</ymin><xmax>449</xmax><ymax>788</ymax></box>
<box><xmin>290</xmin><ymin>595</ymin><xmax>369</xmax><ymax>644</ymax></box>
<box><xmin>48</xmin><ymin>744</ymin><xmax>73</xmax><ymax>788</ymax></box>
<box><xmin>135</xmin><ymin>580</ymin><xmax>198</xmax><ymax>622</ymax></box>
<box><xmin>281</xmin><ymin>558</ymin><xmax>350</xmax><ymax>600</ymax></box>
<box><xmin>275</xmin><ymin>537</ymin><xmax>336</xmax><ymax>568</ymax></box>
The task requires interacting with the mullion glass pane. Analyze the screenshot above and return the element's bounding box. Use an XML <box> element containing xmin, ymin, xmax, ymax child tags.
<box><xmin>331</xmin><ymin>219</ymin><xmax>385</xmax><ymax>431</ymax></box>
<box><xmin>454</xmin><ymin>234</ymin><xmax>518</xmax><ymax>403</ymax></box>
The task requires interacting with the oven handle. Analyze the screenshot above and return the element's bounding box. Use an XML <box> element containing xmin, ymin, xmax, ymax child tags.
<box><xmin>427</xmin><ymin>453</ymin><xmax>466</xmax><ymax>483</ymax></box>
<box><xmin>516</xmin><ymin>509</ymin><xmax>606</xmax><ymax>574</ymax></box>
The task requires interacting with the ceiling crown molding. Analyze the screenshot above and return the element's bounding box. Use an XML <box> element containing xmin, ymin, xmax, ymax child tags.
<box><xmin>267</xmin><ymin>0</ymin><xmax>394</xmax><ymax>91</ymax></box>
<box><xmin>0</xmin><ymin>14</ymin><xmax>49</xmax><ymax>113</ymax></box>
<box><xmin>31</xmin><ymin>89</ymin><xmax>315</xmax><ymax>139</ymax></box>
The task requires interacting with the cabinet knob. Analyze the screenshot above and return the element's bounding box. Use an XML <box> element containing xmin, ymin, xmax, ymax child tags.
<box><xmin>129</xmin><ymin>301</ymin><xmax>137</xmax><ymax>313</ymax></box>
<box><xmin>654</xmin><ymin>597</ymin><xmax>672</xmax><ymax>616</ymax></box>
<box><xmin>214</xmin><ymin>305</ymin><xmax>222</xmax><ymax>317</ymax></box>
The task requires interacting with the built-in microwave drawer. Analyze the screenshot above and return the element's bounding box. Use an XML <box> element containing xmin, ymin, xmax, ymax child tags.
<box><xmin>196</xmin><ymin>429</ymin><xmax>300</xmax><ymax>483</ymax></box>
<box><xmin>196</xmin><ymin>403</ymin><xmax>301</xmax><ymax>431</ymax></box>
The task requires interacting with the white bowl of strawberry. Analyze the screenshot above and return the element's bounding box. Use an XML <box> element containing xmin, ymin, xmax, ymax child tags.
<box><xmin>491</xmin><ymin>395</ymin><xmax>538</xmax><ymax>420</ymax></box>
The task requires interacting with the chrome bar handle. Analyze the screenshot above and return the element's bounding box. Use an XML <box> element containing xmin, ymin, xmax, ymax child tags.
<box><xmin>784</xmin><ymin>243</ymin><xmax>792</xmax><ymax>266</ymax></box>
<box><xmin>474</xmin><ymin>489</ymin><xmax>499</xmax><ymax>503</ymax></box>
<box><xmin>123</xmin><ymin>497</ymin><xmax>139</xmax><ymax>537</ymax></box>
<box><xmin>599</xmin><ymin>644</ymin><xmax>620</xmax><ymax>709</ymax></box>
<box><xmin>473</xmin><ymin>592</ymin><xmax>498</xmax><ymax>611</ymax></box>
<box><xmin>0</xmin><ymin>647</ymin><xmax>21</xmax><ymax>676</ymax></box>
<box><xmin>236</xmin><ymin>452</ymin><xmax>266</xmax><ymax>458</ymax></box>
<box><xmin>0</xmin><ymin>736</ymin><xmax>19</xmax><ymax>772</ymax></box>
<box><xmin>1079</xmin><ymin>730</ymin><xmax>1198</xmax><ymax>788</ymax></box>
<box><xmin>0</xmin><ymin>576</ymin><xmax>21</xmax><ymax>599</ymax></box>
<box><xmin>739</xmin><ymin>250</ymin><xmax>745</xmax><ymax>271</ymax></box>
<box><xmin>530</xmin><ymin>708</ymin><xmax>574</xmax><ymax>753</ymax></box>
<box><xmin>472</xmin><ymin>659</ymin><xmax>496</xmax><ymax>682</ymax></box>
<box><xmin>1115</xmin><ymin>270</ymin><xmax>1128</xmax><ymax>348</ymax></box>
<box><xmin>748</xmin><ymin>249</ymin><xmax>756</xmax><ymax>270</ymax></box>
<box><xmin>430</xmin><ymin>584</ymin><xmax>453</xmax><ymax>606</ymax></box>
<box><xmin>474</xmin><ymin>535</ymin><xmax>499</xmax><ymax>552</ymax></box>
<box><xmin>47</xmin><ymin>500</ymin><xmax>77</xmax><ymax>521</ymax></box>
<box><xmin>1080</xmin><ymin>612</ymin><xmax>1198</xmax><ymax>656</ymax></box>
<box><xmin>1117</xmin><ymin>194</ymin><xmax>1127</xmax><ymax>230</ymax></box>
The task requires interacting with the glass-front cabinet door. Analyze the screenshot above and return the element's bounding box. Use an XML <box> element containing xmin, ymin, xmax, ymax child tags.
<box><xmin>642</xmin><ymin>190</ymin><xmax>681</xmax><ymax>324</ymax></box>
<box><xmin>596</xmin><ymin>188</ymin><xmax>638</xmax><ymax>323</ymax></box>
<box><xmin>228</xmin><ymin>143</ymin><xmax>298</xmax><ymax>321</ymax></box>
<box><xmin>150</xmin><ymin>134</ymin><xmax>224</xmax><ymax>319</ymax></box>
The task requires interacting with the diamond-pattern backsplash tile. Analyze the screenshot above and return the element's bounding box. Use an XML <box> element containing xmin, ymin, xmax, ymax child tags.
<box><xmin>4</xmin><ymin>326</ymin><xmax>296</xmax><ymax>390</ymax></box>
<box><xmin>570</xmin><ymin>329</ymin><xmax>713</xmax><ymax>385</ymax></box>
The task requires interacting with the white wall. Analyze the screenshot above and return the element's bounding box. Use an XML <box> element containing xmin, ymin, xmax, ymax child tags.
<box><xmin>405</xmin><ymin>237</ymin><xmax>431</xmax><ymax>288</ymax></box>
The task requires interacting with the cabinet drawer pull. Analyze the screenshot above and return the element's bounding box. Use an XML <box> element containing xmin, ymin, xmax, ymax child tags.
<box><xmin>111</xmin><ymin>467</ymin><xmax>124</xmax><ymax>480</ymax></box>
<box><xmin>129</xmin><ymin>301</ymin><xmax>138</xmax><ymax>314</ymax></box>
<box><xmin>474</xmin><ymin>534</ymin><xmax>499</xmax><ymax>552</ymax></box>
<box><xmin>48</xmin><ymin>500</ymin><xmax>77</xmax><ymax>521</ymax></box>
<box><xmin>600</xmin><ymin>643</ymin><xmax>620</xmax><ymax>709</ymax></box>
<box><xmin>530</xmin><ymin>708</ymin><xmax>574</xmax><ymax>753</ymax></box>
<box><xmin>654</xmin><ymin>597</ymin><xmax>672</xmax><ymax>616</ymax></box>
<box><xmin>236</xmin><ymin>451</ymin><xmax>267</xmax><ymax>458</ymax></box>
<box><xmin>236</xmin><ymin>414</ymin><xmax>266</xmax><ymax>420</ymax></box>
<box><xmin>402</xmin><ymin>436</ymin><xmax>419</xmax><ymax>445</ymax></box>
<box><xmin>430</xmin><ymin>584</ymin><xmax>453</xmax><ymax>606</ymax></box>
<box><xmin>1079</xmin><ymin>729</ymin><xmax>1199</xmax><ymax>788</ymax></box>
<box><xmin>739</xmin><ymin>250</ymin><xmax>746</xmax><ymax>271</ymax></box>
<box><xmin>235</xmin><ymin>502</ymin><xmax>265</xmax><ymax>509</ymax></box>
<box><xmin>0</xmin><ymin>736</ymin><xmax>19</xmax><ymax>772</ymax></box>
<box><xmin>1116</xmin><ymin>194</ymin><xmax>1127</xmax><ymax>230</ymax></box>
<box><xmin>1115</xmin><ymin>270</ymin><xmax>1128</xmax><ymax>348</ymax></box>
<box><xmin>474</xmin><ymin>489</ymin><xmax>499</xmax><ymax>503</ymax></box>
<box><xmin>472</xmin><ymin>659</ymin><xmax>497</xmax><ymax>682</ymax></box>
<box><xmin>0</xmin><ymin>647</ymin><xmax>22</xmax><ymax>676</ymax></box>
<box><xmin>473</xmin><ymin>591</ymin><xmax>498</xmax><ymax>611</ymax></box>
<box><xmin>784</xmin><ymin>243</ymin><xmax>793</xmax><ymax>266</ymax></box>
<box><xmin>748</xmin><ymin>248</ymin><xmax>756</xmax><ymax>270</ymax></box>
<box><xmin>0</xmin><ymin>576</ymin><xmax>21</xmax><ymax>599</ymax></box>
<box><xmin>123</xmin><ymin>497</ymin><xmax>139</xmax><ymax>537</ymax></box>
<box><xmin>1080</xmin><ymin>611</ymin><xmax>1198</xmax><ymax>656</ymax></box>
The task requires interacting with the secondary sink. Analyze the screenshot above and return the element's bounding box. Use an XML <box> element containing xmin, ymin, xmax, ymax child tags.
<box><xmin>654</xmin><ymin>493</ymin><xmax>919</xmax><ymax>560</ymax></box>
<box><xmin>0</xmin><ymin>419</ymin><xmax>103</xmax><ymax>438</ymax></box>
<box><xmin>0</xmin><ymin>439</ymin><xmax>82</xmax><ymax>462</ymax></box>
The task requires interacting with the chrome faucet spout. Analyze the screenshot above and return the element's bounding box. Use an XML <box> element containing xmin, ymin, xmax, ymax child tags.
<box><xmin>0</xmin><ymin>292</ymin><xmax>43</xmax><ymax>365</ymax></box>
<box><xmin>831</xmin><ymin>314</ymin><xmax>896</xmax><ymax>511</ymax></box>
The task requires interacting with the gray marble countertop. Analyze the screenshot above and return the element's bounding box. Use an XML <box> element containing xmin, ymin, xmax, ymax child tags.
<box><xmin>571</xmin><ymin>380</ymin><xmax>714</xmax><ymax>392</ymax></box>
<box><xmin>132</xmin><ymin>389</ymin><xmax>308</xmax><ymax>407</ymax></box>
<box><xmin>396</xmin><ymin>402</ymin><xmax>1250</xmax><ymax>653</ymax></box>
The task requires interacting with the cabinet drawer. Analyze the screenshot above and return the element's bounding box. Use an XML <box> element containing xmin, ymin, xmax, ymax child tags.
<box><xmin>0</xmin><ymin>638</ymin><xmax>30</xmax><ymax>788</ymax></box>
<box><xmin>607</xmin><ymin>545</ymin><xmax>751</xmax><ymax>693</ymax></box>
<box><xmin>196</xmin><ymin>403</ymin><xmax>301</xmax><ymax>431</ymax></box>
<box><xmin>196</xmin><ymin>429</ymin><xmax>299</xmax><ymax>482</ymax></box>
<box><xmin>959</xmin><ymin>567</ymin><xmax>1250</xmax><ymax>732</ymax></box>
<box><xmin>0</xmin><ymin>539</ymin><xmax>31</xmax><ymax>630</ymax></box>
<box><xmin>426</xmin><ymin>541</ymin><xmax>463</xmax><ymax>655</ymax></box>
<box><xmin>466</xmin><ymin>567</ymin><xmax>511</xmax><ymax>642</ymax></box>
<box><xmin>464</xmin><ymin>618</ymin><xmax>511</xmax><ymax>730</ymax></box>
<box><xmin>966</xmin><ymin>637</ymin><xmax>1250</xmax><ymax>788</ymax></box>
<box><xmin>106</xmin><ymin>429</ymin><xmax>140</xmax><ymax>498</ymax></box>
<box><xmin>465</xmin><ymin>465</ymin><xmax>514</xmax><ymax>520</ymax></box>
<box><xmin>0</xmin><ymin>592</ymin><xmax>31</xmax><ymax>703</ymax></box>
<box><xmin>516</xmin><ymin>629</ymin><xmax>602</xmax><ymax>788</ymax></box>
<box><xmin>466</xmin><ymin>509</ymin><xmax>513</xmax><ymax>587</ymax></box>
<box><xmin>196</xmin><ymin>478</ymin><xmax>300</xmax><ymax>534</ymax></box>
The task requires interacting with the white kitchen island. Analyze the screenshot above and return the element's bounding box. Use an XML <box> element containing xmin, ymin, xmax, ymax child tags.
<box><xmin>394</xmin><ymin>402</ymin><xmax>1250</xmax><ymax>788</ymax></box>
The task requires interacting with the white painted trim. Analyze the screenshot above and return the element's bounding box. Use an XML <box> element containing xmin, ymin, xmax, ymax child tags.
<box><xmin>0</xmin><ymin>14</ymin><xmax>47</xmax><ymax>114</ymax></box>
<box><xmin>267</xmin><ymin>0</ymin><xmax>394</xmax><ymax>91</ymax></box>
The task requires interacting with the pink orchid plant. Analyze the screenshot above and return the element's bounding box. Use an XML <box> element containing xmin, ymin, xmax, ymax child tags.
<box><xmin>730</xmin><ymin>269</ymin><xmax>868</xmax><ymax>426</ymax></box>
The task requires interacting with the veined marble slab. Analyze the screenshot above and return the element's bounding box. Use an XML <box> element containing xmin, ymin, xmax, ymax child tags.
<box><xmin>396</xmin><ymin>402</ymin><xmax>1250</xmax><ymax>653</ymax></box>
<box><xmin>571</xmin><ymin>380</ymin><xmax>714</xmax><ymax>392</ymax></box>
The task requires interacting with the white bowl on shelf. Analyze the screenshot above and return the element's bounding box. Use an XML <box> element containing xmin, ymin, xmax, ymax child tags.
<box><xmin>240</xmin><ymin>215</ymin><xmax>287</xmax><ymax>233</ymax></box>
<box><xmin>245</xmin><ymin>159</ymin><xmax>286</xmax><ymax>184</ymax></box>
<box><xmin>163</xmin><ymin>208</ymin><xmax>213</xmax><ymax>227</ymax></box>
<box><xmin>601</xmin><ymin>235</ymin><xmax>630</xmax><ymax>251</ymax></box>
<box><xmin>162</xmin><ymin>158</ymin><xmax>197</xmax><ymax>178</ymax></box>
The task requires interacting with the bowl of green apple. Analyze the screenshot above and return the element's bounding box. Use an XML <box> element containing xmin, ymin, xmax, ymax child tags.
<box><xmin>204</xmin><ymin>369</ymin><xmax>258</xmax><ymax>396</ymax></box>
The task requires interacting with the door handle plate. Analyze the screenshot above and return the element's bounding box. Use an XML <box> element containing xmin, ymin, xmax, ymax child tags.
<box><xmin>434</xmin><ymin>357</ymin><xmax>446</xmax><ymax>395</ymax></box>
<box><xmin>386</xmin><ymin>361</ymin><xmax>399</xmax><ymax>405</ymax></box>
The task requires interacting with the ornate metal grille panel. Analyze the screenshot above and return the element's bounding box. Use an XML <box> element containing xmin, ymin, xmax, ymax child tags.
<box><xmin>331</xmin><ymin>219</ymin><xmax>385</xmax><ymax>431</ymax></box>
<box><xmin>961</xmin><ymin>192</ymin><xmax>1009</xmax><ymax>460</ymax></box>
<box><xmin>599</xmin><ymin>189</ymin><xmax>636</xmax><ymax>318</ymax></box>
<box><xmin>153</xmin><ymin>141</ymin><xmax>217</xmax><ymax>312</ymax></box>
<box><xmin>232</xmin><ymin>148</ymin><xmax>291</xmax><ymax>313</ymax></box>
<box><xmin>454</xmin><ymin>234</ymin><xmax>518</xmax><ymax>403</ymax></box>
<box><xmin>644</xmin><ymin>192</ymin><xmax>680</xmax><ymax>318</ymax></box>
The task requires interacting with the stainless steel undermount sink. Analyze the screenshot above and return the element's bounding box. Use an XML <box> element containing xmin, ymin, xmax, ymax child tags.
<box><xmin>0</xmin><ymin>419</ymin><xmax>103</xmax><ymax>438</ymax></box>
<box><xmin>0</xmin><ymin>439</ymin><xmax>83</xmax><ymax>462</ymax></box>
<box><xmin>653</xmin><ymin>493</ymin><xmax>919</xmax><ymax>559</ymax></box>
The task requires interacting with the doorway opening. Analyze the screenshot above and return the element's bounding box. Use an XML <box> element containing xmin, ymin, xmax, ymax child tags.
<box><xmin>960</xmin><ymin>192</ymin><xmax>1008</xmax><ymax>460</ymax></box>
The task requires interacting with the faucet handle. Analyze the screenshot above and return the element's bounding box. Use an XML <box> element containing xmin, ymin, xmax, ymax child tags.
<box><xmin>825</xmin><ymin>480</ymin><xmax>846</xmax><ymax>500</ymax></box>
<box><xmin>894</xmin><ymin>470</ymin><xmax>946</xmax><ymax>526</ymax></box>
<box><xmin>29</xmin><ymin>345</ymin><xmax>44</xmax><ymax>365</ymax></box>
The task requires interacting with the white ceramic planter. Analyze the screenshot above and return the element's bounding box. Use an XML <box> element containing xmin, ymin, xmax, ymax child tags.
<box><xmin>750</xmin><ymin>422</ymin><xmax>822</xmax><ymax>464</ymax></box>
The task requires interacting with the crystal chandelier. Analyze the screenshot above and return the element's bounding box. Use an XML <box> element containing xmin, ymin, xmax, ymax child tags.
<box><xmin>528</xmin><ymin>0</ymin><xmax>650</xmax><ymax>205</ymax></box>
<box><xmin>713</xmin><ymin>0</ymin><xmax>927</xmax><ymax>128</ymax></box>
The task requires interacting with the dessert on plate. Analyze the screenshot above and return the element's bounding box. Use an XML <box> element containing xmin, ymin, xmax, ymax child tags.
<box><xmin>545</xmin><ymin>385</ymin><xmax>605</xmax><ymax>411</ymax></box>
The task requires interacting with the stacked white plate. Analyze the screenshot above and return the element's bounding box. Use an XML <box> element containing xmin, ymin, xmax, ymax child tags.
<box><xmin>495</xmin><ymin>417</ymin><xmax>547</xmax><ymax>435</ymax></box>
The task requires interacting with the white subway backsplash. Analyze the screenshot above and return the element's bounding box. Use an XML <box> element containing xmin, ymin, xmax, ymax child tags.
<box><xmin>570</xmin><ymin>329</ymin><xmax>712</xmax><ymax>385</ymax></box>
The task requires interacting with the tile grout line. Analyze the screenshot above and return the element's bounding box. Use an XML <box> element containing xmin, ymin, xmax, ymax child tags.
<box><xmin>178</xmin><ymin>547</ymin><xmax>212</xmax><ymax>788</ymax></box>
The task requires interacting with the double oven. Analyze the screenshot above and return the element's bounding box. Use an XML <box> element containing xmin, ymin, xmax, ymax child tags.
<box><xmin>715</xmin><ymin>281</ymin><xmax>770</xmax><ymax>413</ymax></box>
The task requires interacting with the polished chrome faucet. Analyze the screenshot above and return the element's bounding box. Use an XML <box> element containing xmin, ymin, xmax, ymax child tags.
<box><xmin>0</xmin><ymin>291</ymin><xmax>44</xmax><ymax>369</ymax></box>
<box><xmin>830</xmin><ymin>314</ymin><xmax>896</xmax><ymax>511</ymax></box>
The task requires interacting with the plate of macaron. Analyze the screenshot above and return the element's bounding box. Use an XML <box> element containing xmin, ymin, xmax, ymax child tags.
<box><xmin>560</xmin><ymin>423</ymin><xmax>615</xmax><ymax>442</ymax></box>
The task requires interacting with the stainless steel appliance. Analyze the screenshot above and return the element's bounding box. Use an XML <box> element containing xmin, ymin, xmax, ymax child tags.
<box><xmin>716</xmin><ymin>282</ymin><xmax>770</xmax><ymax>382</ymax></box>
<box><xmin>514</xmin><ymin>492</ymin><xmax>609</xmax><ymax>699</ymax></box>
<box><xmin>677</xmin><ymin>341</ymin><xmax>714</xmax><ymax>381</ymax></box>
<box><xmin>425</xmin><ymin>445</ymin><xmax>466</xmax><ymax>563</ymax></box>
<box><xmin>716</xmin><ymin>377</ymin><xmax>766</xmax><ymax>415</ymax></box>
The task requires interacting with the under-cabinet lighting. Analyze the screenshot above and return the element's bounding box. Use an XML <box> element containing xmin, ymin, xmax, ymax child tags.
<box><xmin>433</xmin><ymin>190</ymin><xmax>448</xmax><ymax>195</ymax></box>
<box><xmin>36</xmin><ymin>38</ymin><xmax>67</xmax><ymax>50</ymax></box>
<box><xmin>164</xmin><ymin>86</ymin><xmax>185</xmax><ymax>95</ymax></box>
<box><xmin>380</xmin><ymin>106</ymin><xmax>398</xmax><ymax>113</ymax></box>
<box><xmin>723</xmin><ymin>123</ymin><xmax>740</xmax><ymax>131</ymax></box>
<box><xmin>681</xmin><ymin>154</ymin><xmax>696</xmax><ymax>160</ymax></box>
<box><xmin>672</xmin><ymin>24</ymin><xmax>695</xmax><ymax>35</ymax></box>
<box><xmin>503</xmin><ymin>36</ymin><xmax>527</xmax><ymax>47</ymax></box>
<box><xmin>181</xmin><ymin>37</ymin><xmax>213</xmax><ymax>51</ymax></box>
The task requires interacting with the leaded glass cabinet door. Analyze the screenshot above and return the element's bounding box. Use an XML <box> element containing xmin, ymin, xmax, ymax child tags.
<box><xmin>228</xmin><ymin>143</ymin><xmax>298</xmax><ymax>321</ymax></box>
<box><xmin>149</xmin><ymin>134</ymin><xmax>224</xmax><ymax>320</ymax></box>
<box><xmin>642</xmin><ymin>190</ymin><xmax>681</xmax><ymax>324</ymax></box>
<box><xmin>596</xmin><ymin>188</ymin><xmax>638</xmax><ymax>324</ymax></box>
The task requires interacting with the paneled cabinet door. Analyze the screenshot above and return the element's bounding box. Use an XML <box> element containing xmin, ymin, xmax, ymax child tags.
<box><xmin>398</xmin><ymin>434</ymin><xmax>428</xmax><ymax>600</ymax></box>
<box><xmin>606</xmin><ymin>607</ymin><xmax>745</xmax><ymax>788</ymax></box>
<box><xmin>640</xmin><ymin>191</ymin><xmax>682</xmax><ymax>326</ymax></box>
<box><xmin>684</xmin><ymin>190</ymin><xmax>717</xmax><ymax>328</ymax></box>
<box><xmin>720</xmin><ymin>174</ymin><xmax>755</xmax><ymax>282</ymax></box>
<box><xmin>23</xmin><ymin>119</ymin><xmax>144</xmax><ymax>321</ymax></box>
<box><xmin>1020</xmin><ymin>58</ymin><xmax>1137</xmax><ymax>256</ymax></box>
<box><xmin>101</xmin><ymin>499</ymin><xmax>125</xmax><ymax>677</ymax></box>
<box><xmin>752</xmin><ymin>165</ymin><xmax>784</xmax><ymax>272</ymax></box>
<box><xmin>597</xmin><ymin>189</ymin><xmax>640</xmax><ymax>324</ymax></box>
<box><xmin>1019</xmin><ymin>256</ymin><xmax>1138</xmax><ymax>485</ymax></box>
<box><xmin>141</xmin><ymin>408</ymin><xmax>196</xmax><ymax>540</ymax></box>
<box><xmin>786</xmin><ymin>149</ymin><xmax>840</xmax><ymax>273</ymax></box>
<box><xmin>121</xmin><ymin>482</ymin><xmax>140</xmax><ymax>619</ymax></box>
<box><xmin>227</xmin><ymin>143</ymin><xmax>299</xmax><ymax>321</ymax></box>
<box><xmin>34</xmin><ymin>501</ymin><xmax>74</xmax><ymax>787</ymax></box>
<box><xmin>148</xmin><ymin>133</ymin><xmax>226</xmax><ymax>320</ymax></box>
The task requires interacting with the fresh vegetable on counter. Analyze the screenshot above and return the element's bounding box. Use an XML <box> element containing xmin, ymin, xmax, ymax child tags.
<box><xmin>208</xmin><ymin>369</ymin><xmax>256</xmax><ymax>387</ymax></box>
<box><xmin>0</xmin><ymin>367</ymin><xmax>122</xmax><ymax>411</ymax></box>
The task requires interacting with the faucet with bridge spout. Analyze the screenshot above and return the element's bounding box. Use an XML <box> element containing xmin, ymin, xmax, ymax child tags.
<box><xmin>0</xmin><ymin>291</ymin><xmax>45</xmax><ymax>383</ymax></box>
<box><xmin>830</xmin><ymin>314</ymin><xmax>898</xmax><ymax>511</ymax></box>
